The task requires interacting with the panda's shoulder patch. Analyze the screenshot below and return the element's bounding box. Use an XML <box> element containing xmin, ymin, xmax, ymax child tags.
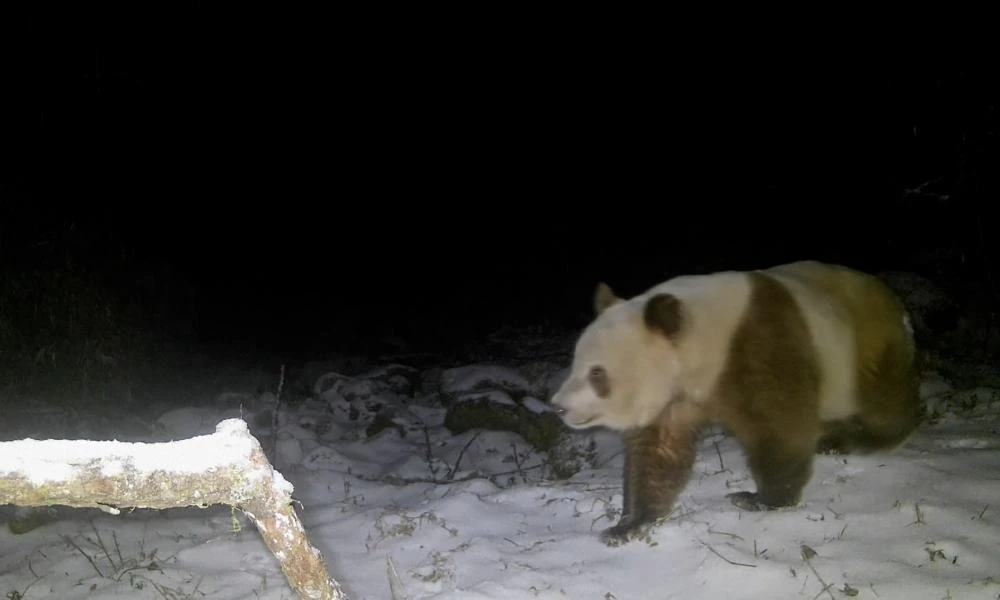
<box><xmin>647</xmin><ymin>271</ymin><xmax>755</xmax><ymax>401</ymax></box>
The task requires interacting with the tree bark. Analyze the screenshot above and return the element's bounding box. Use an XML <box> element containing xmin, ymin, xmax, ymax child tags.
<box><xmin>0</xmin><ymin>418</ymin><xmax>348</xmax><ymax>600</ymax></box>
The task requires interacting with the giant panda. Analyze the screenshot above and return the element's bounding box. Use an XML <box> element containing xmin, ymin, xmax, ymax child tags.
<box><xmin>549</xmin><ymin>260</ymin><xmax>926</xmax><ymax>547</ymax></box>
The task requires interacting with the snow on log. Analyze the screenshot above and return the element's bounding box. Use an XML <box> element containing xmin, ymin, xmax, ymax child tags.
<box><xmin>0</xmin><ymin>418</ymin><xmax>348</xmax><ymax>600</ymax></box>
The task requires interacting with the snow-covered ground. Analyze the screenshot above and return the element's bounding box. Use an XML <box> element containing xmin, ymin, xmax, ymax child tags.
<box><xmin>2</xmin><ymin>330</ymin><xmax>999</xmax><ymax>600</ymax></box>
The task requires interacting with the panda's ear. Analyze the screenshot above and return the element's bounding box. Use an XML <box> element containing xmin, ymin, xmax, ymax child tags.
<box><xmin>644</xmin><ymin>293</ymin><xmax>683</xmax><ymax>338</ymax></box>
<box><xmin>594</xmin><ymin>282</ymin><xmax>622</xmax><ymax>315</ymax></box>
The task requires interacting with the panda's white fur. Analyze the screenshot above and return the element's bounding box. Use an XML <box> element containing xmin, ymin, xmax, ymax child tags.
<box><xmin>549</xmin><ymin>260</ymin><xmax>924</xmax><ymax>546</ymax></box>
<box><xmin>765</xmin><ymin>262</ymin><xmax>860</xmax><ymax>421</ymax></box>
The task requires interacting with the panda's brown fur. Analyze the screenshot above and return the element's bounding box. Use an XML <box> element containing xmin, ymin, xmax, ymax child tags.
<box><xmin>549</xmin><ymin>261</ymin><xmax>925</xmax><ymax>546</ymax></box>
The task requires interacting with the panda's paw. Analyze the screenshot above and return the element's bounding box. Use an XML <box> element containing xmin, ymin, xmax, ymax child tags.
<box><xmin>728</xmin><ymin>491</ymin><xmax>800</xmax><ymax>512</ymax></box>
<box><xmin>727</xmin><ymin>491</ymin><xmax>773</xmax><ymax>512</ymax></box>
<box><xmin>600</xmin><ymin>526</ymin><xmax>632</xmax><ymax>547</ymax></box>
<box><xmin>600</xmin><ymin>516</ymin><xmax>652</xmax><ymax>547</ymax></box>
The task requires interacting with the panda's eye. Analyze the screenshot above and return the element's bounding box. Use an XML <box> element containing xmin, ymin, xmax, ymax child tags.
<box><xmin>587</xmin><ymin>365</ymin><xmax>610</xmax><ymax>398</ymax></box>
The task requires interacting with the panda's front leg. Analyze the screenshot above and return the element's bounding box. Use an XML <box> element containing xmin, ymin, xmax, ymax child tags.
<box><xmin>600</xmin><ymin>422</ymin><xmax>697</xmax><ymax>546</ymax></box>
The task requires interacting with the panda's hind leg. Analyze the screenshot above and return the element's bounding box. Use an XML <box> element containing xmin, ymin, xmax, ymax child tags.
<box><xmin>817</xmin><ymin>416</ymin><xmax>869</xmax><ymax>455</ymax></box>
<box><xmin>728</xmin><ymin>431</ymin><xmax>817</xmax><ymax>512</ymax></box>
<box><xmin>818</xmin><ymin>350</ymin><xmax>926</xmax><ymax>456</ymax></box>
<box><xmin>817</xmin><ymin>404</ymin><xmax>924</xmax><ymax>455</ymax></box>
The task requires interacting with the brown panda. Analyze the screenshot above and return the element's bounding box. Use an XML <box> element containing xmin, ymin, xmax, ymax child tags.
<box><xmin>549</xmin><ymin>261</ymin><xmax>926</xmax><ymax>547</ymax></box>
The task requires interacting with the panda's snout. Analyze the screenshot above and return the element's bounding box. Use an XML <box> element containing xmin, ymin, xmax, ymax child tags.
<box><xmin>549</xmin><ymin>394</ymin><xmax>567</xmax><ymax>415</ymax></box>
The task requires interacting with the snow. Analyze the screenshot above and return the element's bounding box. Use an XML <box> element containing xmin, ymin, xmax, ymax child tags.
<box><xmin>0</xmin><ymin>419</ymin><xmax>257</xmax><ymax>486</ymax></box>
<box><xmin>2</xmin><ymin>343</ymin><xmax>1000</xmax><ymax>599</ymax></box>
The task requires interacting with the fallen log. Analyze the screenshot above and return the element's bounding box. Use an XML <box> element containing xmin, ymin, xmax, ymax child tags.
<box><xmin>0</xmin><ymin>418</ymin><xmax>347</xmax><ymax>600</ymax></box>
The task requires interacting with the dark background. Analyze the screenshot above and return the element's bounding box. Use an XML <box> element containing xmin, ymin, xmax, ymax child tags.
<box><xmin>4</xmin><ymin>7</ymin><xmax>998</xmax><ymax>363</ymax></box>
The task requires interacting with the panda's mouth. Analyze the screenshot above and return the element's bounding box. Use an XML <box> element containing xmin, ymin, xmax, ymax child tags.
<box><xmin>554</xmin><ymin>406</ymin><xmax>597</xmax><ymax>427</ymax></box>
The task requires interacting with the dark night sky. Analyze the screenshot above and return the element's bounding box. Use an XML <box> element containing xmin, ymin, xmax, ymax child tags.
<box><xmin>5</xmin><ymin>7</ymin><xmax>998</xmax><ymax>358</ymax></box>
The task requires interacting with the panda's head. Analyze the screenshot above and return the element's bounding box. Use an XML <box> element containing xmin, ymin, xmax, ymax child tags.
<box><xmin>550</xmin><ymin>282</ymin><xmax>686</xmax><ymax>431</ymax></box>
